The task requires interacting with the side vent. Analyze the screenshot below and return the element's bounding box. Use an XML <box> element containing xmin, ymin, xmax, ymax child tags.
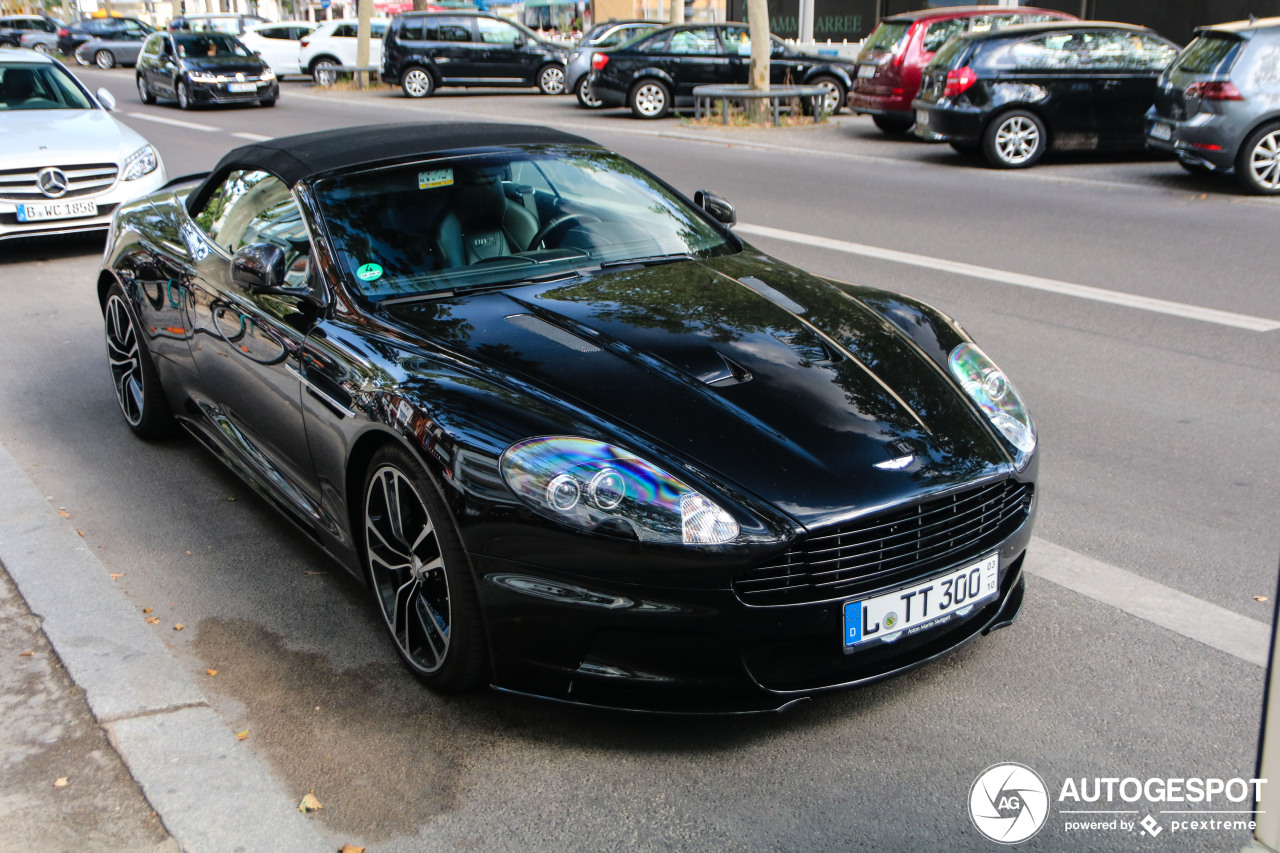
<box><xmin>505</xmin><ymin>314</ymin><xmax>601</xmax><ymax>353</ymax></box>
<box><xmin>699</xmin><ymin>352</ymin><xmax>752</xmax><ymax>387</ymax></box>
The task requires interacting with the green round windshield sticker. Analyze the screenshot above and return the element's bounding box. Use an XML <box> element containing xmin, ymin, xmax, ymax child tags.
<box><xmin>356</xmin><ymin>263</ymin><xmax>383</xmax><ymax>282</ymax></box>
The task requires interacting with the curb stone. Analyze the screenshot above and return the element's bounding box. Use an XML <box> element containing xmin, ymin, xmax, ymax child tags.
<box><xmin>0</xmin><ymin>439</ymin><xmax>333</xmax><ymax>853</ymax></box>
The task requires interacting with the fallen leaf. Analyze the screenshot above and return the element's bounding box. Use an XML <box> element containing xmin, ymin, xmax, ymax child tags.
<box><xmin>143</xmin><ymin>607</ymin><xmax>153</xmax><ymax>614</ymax></box>
<box><xmin>339</xmin><ymin>845</ymin><xmax>366</xmax><ymax>853</ymax></box>
<box><xmin>19</xmin><ymin>651</ymin><xmax>33</xmax><ymax>657</ymax></box>
<box><xmin>186</xmin><ymin>550</ymin><xmax>192</xmax><ymax>555</ymax></box>
<box><xmin>1256</xmin><ymin>596</ymin><xmax>1270</xmax><ymax>602</ymax></box>
<box><xmin>76</xmin><ymin>529</ymin><xmax>85</xmax><ymax>537</ymax></box>
<box><xmin>236</xmin><ymin>730</ymin><xmax>249</xmax><ymax>741</ymax></box>
<box><xmin>110</xmin><ymin>573</ymin><xmax>124</xmax><ymax>581</ymax></box>
<box><xmin>224</xmin><ymin>496</ymin><xmax>238</xmax><ymax>502</ymax></box>
<box><xmin>58</xmin><ymin>509</ymin><xmax>70</xmax><ymax>518</ymax></box>
<box><xmin>53</xmin><ymin>777</ymin><xmax>68</xmax><ymax>788</ymax></box>
<box><xmin>146</xmin><ymin>617</ymin><xmax>160</xmax><ymax>624</ymax></box>
<box><xmin>298</xmin><ymin>792</ymin><xmax>322</xmax><ymax>813</ymax></box>
<box><xmin>173</xmin><ymin>623</ymin><xmax>184</xmax><ymax>631</ymax></box>
<box><xmin>206</xmin><ymin>669</ymin><xmax>219</xmax><ymax>676</ymax></box>
<box><xmin>305</xmin><ymin>571</ymin><xmax>326</xmax><ymax>576</ymax></box>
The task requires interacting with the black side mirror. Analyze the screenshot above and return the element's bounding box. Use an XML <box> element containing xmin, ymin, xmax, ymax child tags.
<box><xmin>513</xmin><ymin>36</ymin><xmax>525</xmax><ymax>48</ymax></box>
<box><xmin>695</xmin><ymin>189</ymin><xmax>736</xmax><ymax>228</ymax></box>
<box><xmin>231</xmin><ymin>243</ymin><xmax>288</xmax><ymax>293</ymax></box>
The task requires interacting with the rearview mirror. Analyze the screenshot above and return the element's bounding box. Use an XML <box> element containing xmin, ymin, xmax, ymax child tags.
<box><xmin>695</xmin><ymin>189</ymin><xmax>735</xmax><ymax>228</ymax></box>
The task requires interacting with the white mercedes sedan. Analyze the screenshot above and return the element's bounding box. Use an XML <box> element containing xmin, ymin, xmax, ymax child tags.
<box><xmin>1</xmin><ymin>49</ymin><xmax>167</xmax><ymax>244</ymax></box>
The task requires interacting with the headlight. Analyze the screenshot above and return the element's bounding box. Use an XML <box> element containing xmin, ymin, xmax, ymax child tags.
<box><xmin>500</xmin><ymin>436</ymin><xmax>740</xmax><ymax>545</ymax></box>
<box><xmin>261</xmin><ymin>68</ymin><xmax>275</xmax><ymax>80</ymax></box>
<box><xmin>188</xmin><ymin>72</ymin><xmax>220</xmax><ymax>83</ymax></box>
<box><xmin>121</xmin><ymin>145</ymin><xmax>158</xmax><ymax>181</ymax></box>
<box><xmin>948</xmin><ymin>343</ymin><xmax>1036</xmax><ymax>465</ymax></box>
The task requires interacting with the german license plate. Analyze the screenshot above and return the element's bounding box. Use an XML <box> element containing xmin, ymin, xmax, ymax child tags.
<box><xmin>843</xmin><ymin>554</ymin><xmax>999</xmax><ymax>650</ymax></box>
<box><xmin>915</xmin><ymin>109</ymin><xmax>930</xmax><ymax>127</ymax></box>
<box><xmin>16</xmin><ymin>200</ymin><xmax>97</xmax><ymax>222</ymax></box>
<box><xmin>228</xmin><ymin>82</ymin><xmax>258</xmax><ymax>93</ymax></box>
<box><xmin>858</xmin><ymin>64</ymin><xmax>875</xmax><ymax>79</ymax></box>
<box><xmin>1150</xmin><ymin>122</ymin><xmax>1172</xmax><ymax>141</ymax></box>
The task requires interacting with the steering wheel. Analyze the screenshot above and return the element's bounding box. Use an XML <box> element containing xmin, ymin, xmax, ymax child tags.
<box><xmin>529</xmin><ymin>214</ymin><xmax>601</xmax><ymax>250</ymax></box>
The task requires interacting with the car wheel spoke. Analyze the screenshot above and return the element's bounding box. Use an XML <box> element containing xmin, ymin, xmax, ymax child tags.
<box><xmin>104</xmin><ymin>295</ymin><xmax>144</xmax><ymax>426</ymax></box>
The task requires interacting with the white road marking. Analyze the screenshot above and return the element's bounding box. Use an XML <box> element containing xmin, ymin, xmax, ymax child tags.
<box><xmin>737</xmin><ymin>222</ymin><xmax>1280</xmax><ymax>333</ymax></box>
<box><xmin>1027</xmin><ymin>537</ymin><xmax>1272</xmax><ymax>667</ymax></box>
<box><xmin>125</xmin><ymin>112</ymin><xmax>222</xmax><ymax>132</ymax></box>
<box><xmin>231</xmin><ymin>132</ymin><xmax>273</xmax><ymax>141</ymax></box>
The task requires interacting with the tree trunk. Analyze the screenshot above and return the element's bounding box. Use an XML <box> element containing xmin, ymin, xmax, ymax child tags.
<box><xmin>668</xmin><ymin>0</ymin><xmax>684</xmax><ymax>25</ymax></box>
<box><xmin>746</xmin><ymin>0</ymin><xmax>770</xmax><ymax>122</ymax></box>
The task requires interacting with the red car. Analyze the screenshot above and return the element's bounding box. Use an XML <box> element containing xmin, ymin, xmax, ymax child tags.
<box><xmin>849</xmin><ymin>5</ymin><xmax>1076</xmax><ymax>134</ymax></box>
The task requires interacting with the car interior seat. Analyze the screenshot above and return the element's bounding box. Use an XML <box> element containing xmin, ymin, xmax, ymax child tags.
<box><xmin>2</xmin><ymin>67</ymin><xmax>37</xmax><ymax>107</ymax></box>
<box><xmin>436</xmin><ymin>165</ymin><xmax>539</xmax><ymax>266</ymax></box>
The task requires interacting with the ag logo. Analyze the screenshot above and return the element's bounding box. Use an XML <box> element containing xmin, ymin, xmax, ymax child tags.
<box><xmin>969</xmin><ymin>763</ymin><xmax>1049</xmax><ymax>844</ymax></box>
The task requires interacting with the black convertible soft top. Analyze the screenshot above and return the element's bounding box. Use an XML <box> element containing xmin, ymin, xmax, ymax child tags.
<box><xmin>188</xmin><ymin>122</ymin><xmax>591</xmax><ymax>211</ymax></box>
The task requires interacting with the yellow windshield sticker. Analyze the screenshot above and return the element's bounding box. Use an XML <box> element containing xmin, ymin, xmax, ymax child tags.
<box><xmin>419</xmin><ymin>168</ymin><xmax>454</xmax><ymax>189</ymax></box>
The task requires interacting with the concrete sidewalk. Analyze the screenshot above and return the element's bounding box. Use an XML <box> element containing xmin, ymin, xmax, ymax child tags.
<box><xmin>0</xmin><ymin>439</ymin><xmax>335</xmax><ymax>852</ymax></box>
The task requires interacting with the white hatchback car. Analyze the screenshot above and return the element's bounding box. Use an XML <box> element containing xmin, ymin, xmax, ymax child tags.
<box><xmin>298</xmin><ymin>19</ymin><xmax>388</xmax><ymax>82</ymax></box>
<box><xmin>0</xmin><ymin>50</ymin><xmax>167</xmax><ymax>243</ymax></box>
<box><xmin>240</xmin><ymin>21</ymin><xmax>316</xmax><ymax>78</ymax></box>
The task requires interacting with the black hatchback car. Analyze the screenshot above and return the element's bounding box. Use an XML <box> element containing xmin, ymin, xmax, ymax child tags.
<box><xmin>588</xmin><ymin>22</ymin><xmax>857</xmax><ymax>119</ymax></box>
<box><xmin>136</xmin><ymin>30</ymin><xmax>278</xmax><ymax>110</ymax></box>
<box><xmin>913</xmin><ymin>21</ymin><xmax>1178</xmax><ymax>168</ymax></box>
<box><xmin>381</xmin><ymin>12</ymin><xmax>569</xmax><ymax>98</ymax></box>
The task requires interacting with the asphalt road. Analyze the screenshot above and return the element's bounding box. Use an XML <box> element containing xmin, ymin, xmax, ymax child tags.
<box><xmin>1</xmin><ymin>67</ymin><xmax>1277</xmax><ymax>851</ymax></box>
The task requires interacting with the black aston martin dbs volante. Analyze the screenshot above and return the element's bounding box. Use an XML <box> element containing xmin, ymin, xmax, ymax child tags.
<box><xmin>98</xmin><ymin>123</ymin><xmax>1038</xmax><ymax>712</ymax></box>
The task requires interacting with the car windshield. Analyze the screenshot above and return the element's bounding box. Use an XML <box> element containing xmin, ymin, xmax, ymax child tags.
<box><xmin>175</xmin><ymin>32</ymin><xmax>254</xmax><ymax>57</ymax></box>
<box><xmin>0</xmin><ymin>62</ymin><xmax>93</xmax><ymax>111</ymax></box>
<box><xmin>313</xmin><ymin>145</ymin><xmax>738</xmax><ymax>302</ymax></box>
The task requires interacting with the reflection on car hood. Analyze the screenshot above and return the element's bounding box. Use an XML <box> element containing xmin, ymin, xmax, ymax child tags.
<box><xmin>183</xmin><ymin>56</ymin><xmax>267</xmax><ymax>75</ymax></box>
<box><xmin>0</xmin><ymin>109</ymin><xmax>145</xmax><ymax>168</ymax></box>
<box><xmin>384</xmin><ymin>255</ymin><xmax>1011</xmax><ymax>527</ymax></box>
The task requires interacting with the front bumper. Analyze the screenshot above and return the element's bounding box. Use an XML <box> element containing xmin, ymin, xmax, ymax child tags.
<box><xmin>472</xmin><ymin>510</ymin><xmax>1033</xmax><ymax>713</ymax></box>
<box><xmin>0</xmin><ymin>166</ymin><xmax>168</xmax><ymax>243</ymax></box>
<box><xmin>187</xmin><ymin>79</ymin><xmax>278</xmax><ymax>105</ymax></box>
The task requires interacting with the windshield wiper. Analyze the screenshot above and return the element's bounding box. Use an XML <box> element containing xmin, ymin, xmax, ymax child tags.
<box><xmin>378</xmin><ymin>270</ymin><xmax>582</xmax><ymax>306</ymax></box>
<box><xmin>599</xmin><ymin>253</ymin><xmax>695</xmax><ymax>270</ymax></box>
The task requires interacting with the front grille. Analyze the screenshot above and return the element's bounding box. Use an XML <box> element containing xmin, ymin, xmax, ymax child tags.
<box><xmin>0</xmin><ymin>162</ymin><xmax>119</xmax><ymax>201</ymax></box>
<box><xmin>735</xmin><ymin>479</ymin><xmax>1032</xmax><ymax>606</ymax></box>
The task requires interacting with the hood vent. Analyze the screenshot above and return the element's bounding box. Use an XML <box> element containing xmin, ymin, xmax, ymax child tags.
<box><xmin>698</xmin><ymin>352</ymin><xmax>752</xmax><ymax>387</ymax></box>
<box><xmin>505</xmin><ymin>314</ymin><xmax>600</xmax><ymax>353</ymax></box>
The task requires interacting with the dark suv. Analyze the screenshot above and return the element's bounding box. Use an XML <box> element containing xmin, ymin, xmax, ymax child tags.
<box><xmin>381</xmin><ymin>12</ymin><xmax>569</xmax><ymax>98</ymax></box>
<box><xmin>1146</xmin><ymin>17</ymin><xmax>1280</xmax><ymax>194</ymax></box>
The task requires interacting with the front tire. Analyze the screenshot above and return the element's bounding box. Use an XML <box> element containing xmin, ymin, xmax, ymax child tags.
<box><xmin>310</xmin><ymin>56</ymin><xmax>339</xmax><ymax>85</ymax></box>
<box><xmin>260</xmin><ymin>96</ymin><xmax>277</xmax><ymax>107</ymax></box>
<box><xmin>575</xmin><ymin>76</ymin><xmax>602</xmax><ymax>109</ymax></box>
<box><xmin>176</xmin><ymin>80</ymin><xmax>192</xmax><ymax>110</ymax></box>
<box><xmin>1236</xmin><ymin>122</ymin><xmax>1280</xmax><ymax>194</ymax></box>
<box><xmin>33</xmin><ymin>42</ymin><xmax>52</xmax><ymax>55</ymax></box>
<box><xmin>983</xmin><ymin>109</ymin><xmax>1046</xmax><ymax>169</ymax></box>
<box><xmin>537</xmin><ymin>63</ymin><xmax>565</xmax><ymax>95</ymax></box>
<box><xmin>103</xmin><ymin>285</ymin><xmax>176</xmax><ymax>440</ymax></box>
<box><xmin>363</xmin><ymin>444</ymin><xmax>487</xmax><ymax>692</ymax></box>
<box><xmin>400</xmin><ymin>65</ymin><xmax>434</xmax><ymax>98</ymax></box>
<box><xmin>95</xmin><ymin>49</ymin><xmax>115</xmax><ymax>69</ymax></box>
<box><xmin>629</xmin><ymin>78</ymin><xmax>670</xmax><ymax>119</ymax></box>
<box><xmin>136</xmin><ymin>75</ymin><xmax>154</xmax><ymax>104</ymax></box>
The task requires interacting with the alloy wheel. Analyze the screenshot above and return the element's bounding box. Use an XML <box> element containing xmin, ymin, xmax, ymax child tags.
<box><xmin>95</xmin><ymin>49</ymin><xmax>115</xmax><ymax>69</ymax></box>
<box><xmin>365</xmin><ymin>465</ymin><xmax>452</xmax><ymax>675</ymax></box>
<box><xmin>1247</xmin><ymin>130</ymin><xmax>1280</xmax><ymax>191</ymax></box>
<box><xmin>402</xmin><ymin>67</ymin><xmax>432</xmax><ymax>98</ymax></box>
<box><xmin>994</xmin><ymin>116</ymin><xmax>1040</xmax><ymax>166</ymax></box>
<box><xmin>633</xmin><ymin>82</ymin><xmax>667</xmax><ymax>118</ymax></box>
<box><xmin>539</xmin><ymin>64</ymin><xmax>565</xmax><ymax>95</ymax></box>
<box><xmin>576</xmin><ymin>76</ymin><xmax>602</xmax><ymax>108</ymax></box>
<box><xmin>104</xmin><ymin>294</ymin><xmax>145</xmax><ymax>427</ymax></box>
<box><xmin>177</xmin><ymin>81</ymin><xmax>190</xmax><ymax>110</ymax></box>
